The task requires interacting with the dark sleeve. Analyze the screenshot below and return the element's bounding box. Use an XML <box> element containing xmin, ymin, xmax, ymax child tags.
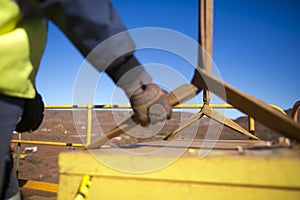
<box><xmin>18</xmin><ymin>0</ymin><xmax>142</xmax><ymax>82</ymax></box>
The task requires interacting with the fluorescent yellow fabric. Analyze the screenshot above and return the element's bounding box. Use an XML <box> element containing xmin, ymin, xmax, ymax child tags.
<box><xmin>0</xmin><ymin>0</ymin><xmax>47</xmax><ymax>99</ymax></box>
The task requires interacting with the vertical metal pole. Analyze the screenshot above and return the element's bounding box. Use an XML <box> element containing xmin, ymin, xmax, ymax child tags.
<box><xmin>86</xmin><ymin>104</ymin><xmax>93</xmax><ymax>145</ymax></box>
<box><xmin>198</xmin><ymin>0</ymin><xmax>214</xmax><ymax>105</ymax></box>
<box><xmin>248</xmin><ymin>117</ymin><xmax>255</xmax><ymax>136</ymax></box>
<box><xmin>16</xmin><ymin>133</ymin><xmax>21</xmax><ymax>178</ymax></box>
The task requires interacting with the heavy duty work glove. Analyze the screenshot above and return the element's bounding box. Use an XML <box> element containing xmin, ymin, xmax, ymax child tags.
<box><xmin>106</xmin><ymin>55</ymin><xmax>172</xmax><ymax>126</ymax></box>
<box><xmin>15</xmin><ymin>92</ymin><xmax>44</xmax><ymax>133</ymax></box>
<box><xmin>130</xmin><ymin>83</ymin><xmax>172</xmax><ymax>126</ymax></box>
<box><xmin>119</xmin><ymin>71</ymin><xmax>172</xmax><ymax>126</ymax></box>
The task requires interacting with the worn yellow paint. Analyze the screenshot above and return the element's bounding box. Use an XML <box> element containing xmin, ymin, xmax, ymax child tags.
<box><xmin>58</xmin><ymin>140</ymin><xmax>300</xmax><ymax>200</ymax></box>
<box><xmin>21</xmin><ymin>180</ymin><xmax>58</xmax><ymax>193</ymax></box>
<box><xmin>44</xmin><ymin>104</ymin><xmax>234</xmax><ymax>109</ymax></box>
<box><xmin>11</xmin><ymin>140</ymin><xmax>84</xmax><ymax>147</ymax></box>
<box><xmin>248</xmin><ymin>117</ymin><xmax>255</xmax><ymax>134</ymax></box>
<box><xmin>86</xmin><ymin>104</ymin><xmax>93</xmax><ymax>145</ymax></box>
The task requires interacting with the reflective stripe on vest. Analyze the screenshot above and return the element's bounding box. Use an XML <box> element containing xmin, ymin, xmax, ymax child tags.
<box><xmin>0</xmin><ymin>0</ymin><xmax>47</xmax><ymax>98</ymax></box>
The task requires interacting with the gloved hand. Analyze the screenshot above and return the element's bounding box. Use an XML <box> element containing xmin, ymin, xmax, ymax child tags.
<box><xmin>15</xmin><ymin>91</ymin><xmax>44</xmax><ymax>133</ymax></box>
<box><xmin>130</xmin><ymin>83</ymin><xmax>172</xmax><ymax>126</ymax></box>
<box><xmin>119</xmin><ymin>71</ymin><xmax>172</xmax><ymax>126</ymax></box>
<box><xmin>106</xmin><ymin>55</ymin><xmax>172</xmax><ymax>126</ymax></box>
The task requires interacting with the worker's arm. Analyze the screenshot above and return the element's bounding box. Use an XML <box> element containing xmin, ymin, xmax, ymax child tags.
<box><xmin>17</xmin><ymin>0</ymin><xmax>172</xmax><ymax>125</ymax></box>
<box><xmin>18</xmin><ymin>0</ymin><xmax>133</xmax><ymax>70</ymax></box>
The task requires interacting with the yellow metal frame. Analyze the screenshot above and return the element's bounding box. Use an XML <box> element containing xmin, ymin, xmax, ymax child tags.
<box><xmin>58</xmin><ymin>142</ymin><xmax>300</xmax><ymax>200</ymax></box>
<box><xmin>292</xmin><ymin>101</ymin><xmax>300</xmax><ymax>122</ymax></box>
<box><xmin>74</xmin><ymin>175</ymin><xmax>93</xmax><ymax>200</ymax></box>
<box><xmin>86</xmin><ymin>104</ymin><xmax>93</xmax><ymax>145</ymax></box>
<box><xmin>247</xmin><ymin>104</ymin><xmax>287</xmax><ymax>136</ymax></box>
<box><xmin>19</xmin><ymin>179</ymin><xmax>58</xmax><ymax>193</ymax></box>
<box><xmin>11</xmin><ymin>103</ymin><xmax>291</xmax><ymax>194</ymax></box>
<box><xmin>11</xmin><ymin>139</ymin><xmax>84</xmax><ymax>147</ymax></box>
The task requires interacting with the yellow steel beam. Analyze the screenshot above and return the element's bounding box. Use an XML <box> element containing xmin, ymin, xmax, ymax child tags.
<box><xmin>248</xmin><ymin>117</ymin><xmax>255</xmax><ymax>134</ymax></box>
<box><xmin>94</xmin><ymin>104</ymin><xmax>132</xmax><ymax>109</ymax></box>
<box><xmin>11</xmin><ymin>140</ymin><xmax>84</xmax><ymax>147</ymax></box>
<box><xmin>44</xmin><ymin>103</ymin><xmax>286</xmax><ymax>110</ymax></box>
<box><xmin>86</xmin><ymin>104</ymin><xmax>93</xmax><ymax>145</ymax></box>
<box><xmin>174</xmin><ymin>104</ymin><xmax>233</xmax><ymax>109</ymax></box>
<box><xmin>19</xmin><ymin>179</ymin><xmax>58</xmax><ymax>193</ymax></box>
<box><xmin>45</xmin><ymin>104</ymin><xmax>234</xmax><ymax>109</ymax></box>
<box><xmin>45</xmin><ymin>105</ymin><xmax>87</xmax><ymax>109</ymax></box>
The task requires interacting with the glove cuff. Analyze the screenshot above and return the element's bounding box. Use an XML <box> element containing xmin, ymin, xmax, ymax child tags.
<box><xmin>117</xmin><ymin>70</ymin><xmax>152</xmax><ymax>98</ymax></box>
<box><xmin>106</xmin><ymin>54</ymin><xmax>153</xmax><ymax>97</ymax></box>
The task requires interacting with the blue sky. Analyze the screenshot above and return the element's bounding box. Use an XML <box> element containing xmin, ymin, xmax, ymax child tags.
<box><xmin>36</xmin><ymin>0</ymin><xmax>300</xmax><ymax>119</ymax></box>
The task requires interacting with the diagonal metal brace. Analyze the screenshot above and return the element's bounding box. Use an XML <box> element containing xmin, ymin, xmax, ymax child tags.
<box><xmin>164</xmin><ymin>111</ymin><xmax>204</xmax><ymax>140</ymax></box>
<box><xmin>201</xmin><ymin>104</ymin><xmax>259</xmax><ymax>140</ymax></box>
<box><xmin>192</xmin><ymin>68</ymin><xmax>300</xmax><ymax>141</ymax></box>
<box><xmin>164</xmin><ymin>104</ymin><xmax>258</xmax><ymax>141</ymax></box>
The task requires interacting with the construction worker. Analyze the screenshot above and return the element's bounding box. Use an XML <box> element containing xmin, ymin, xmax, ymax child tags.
<box><xmin>0</xmin><ymin>0</ymin><xmax>172</xmax><ymax>199</ymax></box>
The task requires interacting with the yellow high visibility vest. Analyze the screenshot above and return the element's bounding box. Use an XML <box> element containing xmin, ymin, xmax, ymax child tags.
<box><xmin>0</xmin><ymin>0</ymin><xmax>47</xmax><ymax>99</ymax></box>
